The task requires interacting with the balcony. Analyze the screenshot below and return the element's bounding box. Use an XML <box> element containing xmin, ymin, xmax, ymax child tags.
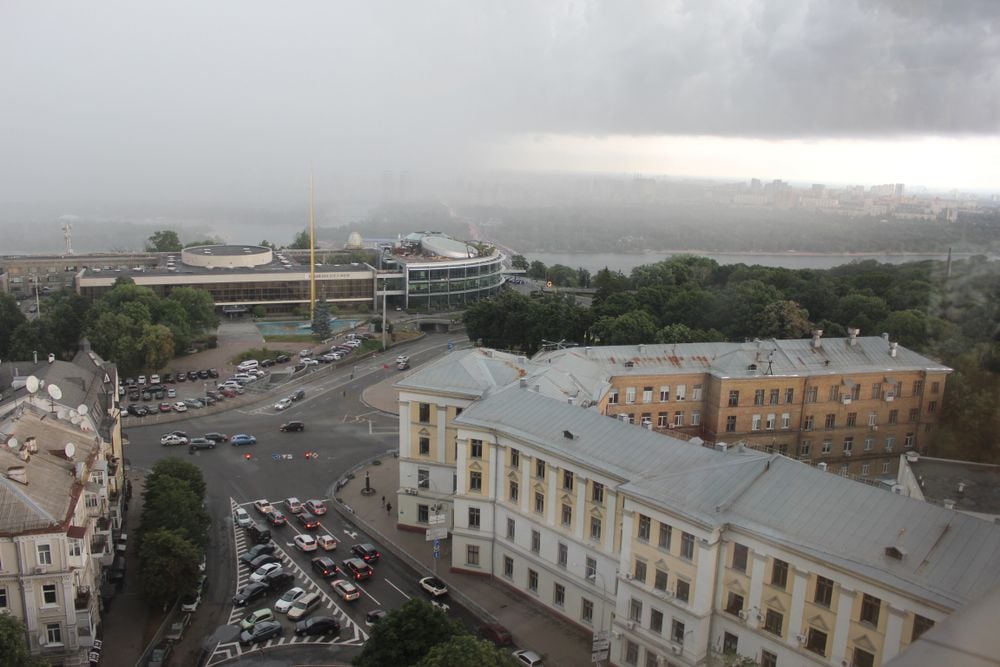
<box><xmin>95</xmin><ymin>516</ymin><xmax>112</xmax><ymax>533</ymax></box>
<box><xmin>74</xmin><ymin>587</ymin><xmax>92</xmax><ymax>611</ymax></box>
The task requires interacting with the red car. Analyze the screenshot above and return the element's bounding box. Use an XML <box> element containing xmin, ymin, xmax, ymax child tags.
<box><xmin>158</xmin><ymin>402</ymin><xmax>173</xmax><ymax>413</ymax></box>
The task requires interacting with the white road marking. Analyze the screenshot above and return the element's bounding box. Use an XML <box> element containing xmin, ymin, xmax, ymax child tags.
<box><xmin>385</xmin><ymin>578</ymin><xmax>411</xmax><ymax>600</ymax></box>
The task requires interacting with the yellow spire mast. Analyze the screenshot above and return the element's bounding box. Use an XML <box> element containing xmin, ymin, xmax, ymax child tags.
<box><xmin>309</xmin><ymin>167</ymin><xmax>316</xmax><ymax>321</ymax></box>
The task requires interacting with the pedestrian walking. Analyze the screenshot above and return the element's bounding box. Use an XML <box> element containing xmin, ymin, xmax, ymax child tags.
<box><xmin>381</xmin><ymin>495</ymin><xmax>385</xmax><ymax>508</ymax></box>
<box><xmin>386</xmin><ymin>502</ymin><xmax>392</xmax><ymax>515</ymax></box>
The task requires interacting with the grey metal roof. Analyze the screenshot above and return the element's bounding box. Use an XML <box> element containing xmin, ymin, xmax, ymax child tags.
<box><xmin>534</xmin><ymin>336</ymin><xmax>951</xmax><ymax>379</ymax></box>
<box><xmin>907</xmin><ymin>457</ymin><xmax>1000</xmax><ymax>516</ymax></box>
<box><xmin>456</xmin><ymin>387</ymin><xmax>1000</xmax><ymax>608</ymax></box>
<box><xmin>395</xmin><ymin>349</ymin><xmax>530</xmax><ymax>398</ymax></box>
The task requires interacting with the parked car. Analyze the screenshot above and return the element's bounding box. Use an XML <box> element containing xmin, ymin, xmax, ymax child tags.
<box><xmin>239</xmin><ymin>608</ymin><xmax>275</xmax><ymax>631</ymax></box>
<box><xmin>274</xmin><ymin>587</ymin><xmax>307</xmax><ymax>613</ymax></box>
<box><xmin>285</xmin><ymin>497</ymin><xmax>303</xmax><ymax>513</ymax></box>
<box><xmin>274</xmin><ymin>398</ymin><xmax>292</xmax><ymax>411</ymax></box>
<box><xmin>265</xmin><ymin>510</ymin><xmax>287</xmax><ymax>526</ymax></box>
<box><xmin>294</xmin><ymin>534</ymin><xmax>318</xmax><ymax>552</ymax></box>
<box><xmin>351</xmin><ymin>543</ymin><xmax>381</xmax><ymax>563</ymax></box>
<box><xmin>232</xmin><ymin>582</ymin><xmax>269</xmax><ymax>607</ymax></box>
<box><xmin>253</xmin><ymin>499</ymin><xmax>273</xmax><ymax>514</ymax></box>
<box><xmin>231</xmin><ymin>434</ymin><xmax>257</xmax><ymax>446</ymax></box>
<box><xmin>311</xmin><ymin>556</ymin><xmax>338</xmax><ymax>578</ymax></box>
<box><xmin>163</xmin><ymin>372</ymin><xmax>174</xmax><ymax>383</ymax></box>
<box><xmin>160</xmin><ymin>433</ymin><xmax>187</xmax><ymax>446</ymax></box>
<box><xmin>234</xmin><ymin>507</ymin><xmax>252</xmax><ymax>528</ymax></box>
<box><xmin>173</xmin><ymin>401</ymin><xmax>187</xmax><ymax>413</ymax></box>
<box><xmin>275</xmin><ymin>354</ymin><xmax>290</xmax><ymax>363</ymax></box>
<box><xmin>208</xmin><ymin>368</ymin><xmax>219</xmax><ymax>378</ymax></box>
<box><xmin>239</xmin><ymin>544</ymin><xmax>275</xmax><ymax>565</ymax></box>
<box><xmin>365</xmin><ymin>609</ymin><xmax>388</xmax><ymax>626</ymax></box>
<box><xmin>301</xmin><ymin>358</ymin><xmax>319</xmax><ymax>366</ymax></box>
<box><xmin>331</xmin><ymin>579</ymin><xmax>361</xmax><ymax>601</ymax></box>
<box><xmin>187</xmin><ymin>371</ymin><xmax>199</xmax><ymax>381</ymax></box>
<box><xmin>239</xmin><ymin>620</ymin><xmax>282</xmax><ymax>645</ymax></box>
<box><xmin>176</xmin><ymin>372</ymin><xmax>187</xmax><ymax>382</ymax></box>
<box><xmin>280</xmin><ymin>421</ymin><xmax>305</xmax><ymax>432</ymax></box>
<box><xmin>263</xmin><ymin>570</ymin><xmax>295</xmax><ymax>590</ymax></box>
<box><xmin>249</xmin><ymin>563</ymin><xmax>282</xmax><ymax>583</ymax></box>
<box><xmin>150</xmin><ymin>374</ymin><xmax>161</xmax><ymax>384</ymax></box>
<box><xmin>198</xmin><ymin>369</ymin><xmax>210</xmax><ymax>379</ymax></box>
<box><xmin>188</xmin><ymin>437</ymin><xmax>215</xmax><ymax>451</ymax></box>
<box><xmin>295</xmin><ymin>616</ymin><xmax>341</xmax><ymax>637</ymax></box>
<box><xmin>304</xmin><ymin>499</ymin><xmax>327</xmax><ymax>515</ymax></box>
<box><xmin>242</xmin><ymin>554</ymin><xmax>278</xmax><ymax>570</ymax></box>
<box><xmin>286</xmin><ymin>593</ymin><xmax>322</xmax><ymax>621</ymax></box>
<box><xmin>138</xmin><ymin>375</ymin><xmax>147</xmax><ymax>385</ymax></box>
<box><xmin>180</xmin><ymin>590</ymin><xmax>201</xmax><ymax>613</ymax></box>
<box><xmin>166</xmin><ymin>388</ymin><xmax>177</xmax><ymax>398</ymax></box>
<box><xmin>158</xmin><ymin>402</ymin><xmax>173</xmax><ymax>413</ymax></box>
<box><xmin>341</xmin><ymin>558</ymin><xmax>373</xmax><ymax>581</ymax></box>
<box><xmin>182</xmin><ymin>398</ymin><xmax>203</xmax><ymax>409</ymax></box>
<box><xmin>512</xmin><ymin>649</ymin><xmax>545</xmax><ymax>667</ymax></box>
<box><xmin>298</xmin><ymin>512</ymin><xmax>319</xmax><ymax>530</ymax></box>
<box><xmin>419</xmin><ymin>576</ymin><xmax>448</xmax><ymax>597</ymax></box>
<box><xmin>479</xmin><ymin>623</ymin><xmax>513</xmax><ymax>647</ymax></box>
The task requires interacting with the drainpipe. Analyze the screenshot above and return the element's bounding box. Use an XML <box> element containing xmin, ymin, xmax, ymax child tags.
<box><xmin>15</xmin><ymin>537</ymin><xmax>31</xmax><ymax>652</ymax></box>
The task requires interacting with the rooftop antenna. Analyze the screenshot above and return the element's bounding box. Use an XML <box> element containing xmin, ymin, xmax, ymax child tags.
<box><xmin>765</xmin><ymin>351</ymin><xmax>775</xmax><ymax>376</ymax></box>
<box><xmin>62</xmin><ymin>222</ymin><xmax>74</xmax><ymax>255</ymax></box>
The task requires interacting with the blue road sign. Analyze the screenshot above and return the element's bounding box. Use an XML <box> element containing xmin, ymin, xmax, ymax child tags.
<box><xmin>433</xmin><ymin>551</ymin><xmax>440</xmax><ymax>559</ymax></box>
<box><xmin>433</xmin><ymin>539</ymin><xmax>441</xmax><ymax>550</ymax></box>
<box><xmin>447</xmin><ymin>341</ymin><xmax>454</xmax><ymax>350</ymax></box>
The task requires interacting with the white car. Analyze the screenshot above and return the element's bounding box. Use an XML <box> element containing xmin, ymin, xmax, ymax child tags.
<box><xmin>512</xmin><ymin>649</ymin><xmax>545</xmax><ymax>667</ymax></box>
<box><xmin>294</xmin><ymin>534</ymin><xmax>318</xmax><ymax>552</ymax></box>
<box><xmin>274</xmin><ymin>398</ymin><xmax>292</xmax><ymax>411</ymax></box>
<box><xmin>253</xmin><ymin>499</ymin><xmax>273</xmax><ymax>514</ymax></box>
<box><xmin>300</xmin><ymin>358</ymin><xmax>319</xmax><ymax>366</ymax></box>
<box><xmin>395</xmin><ymin>355</ymin><xmax>409</xmax><ymax>364</ymax></box>
<box><xmin>150</xmin><ymin>374</ymin><xmax>161</xmax><ymax>384</ymax></box>
<box><xmin>160</xmin><ymin>433</ymin><xmax>189</xmax><ymax>446</ymax></box>
<box><xmin>318</xmin><ymin>535</ymin><xmax>338</xmax><ymax>551</ymax></box>
<box><xmin>234</xmin><ymin>508</ymin><xmax>252</xmax><ymax>527</ymax></box>
<box><xmin>138</xmin><ymin>375</ymin><xmax>147</xmax><ymax>385</ymax></box>
<box><xmin>298</xmin><ymin>349</ymin><xmax>312</xmax><ymax>357</ymax></box>
<box><xmin>274</xmin><ymin>587</ymin><xmax>306</xmax><ymax>613</ymax></box>
<box><xmin>249</xmin><ymin>563</ymin><xmax>282</xmax><ymax>583</ymax></box>
<box><xmin>419</xmin><ymin>576</ymin><xmax>448</xmax><ymax>597</ymax></box>
<box><xmin>173</xmin><ymin>402</ymin><xmax>188</xmax><ymax>412</ymax></box>
<box><xmin>180</xmin><ymin>591</ymin><xmax>202</xmax><ymax>613</ymax></box>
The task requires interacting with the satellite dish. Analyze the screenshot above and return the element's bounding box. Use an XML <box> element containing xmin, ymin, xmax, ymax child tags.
<box><xmin>64</xmin><ymin>442</ymin><xmax>76</xmax><ymax>459</ymax></box>
<box><xmin>8</xmin><ymin>438</ymin><xmax>18</xmax><ymax>451</ymax></box>
<box><xmin>77</xmin><ymin>404</ymin><xmax>89</xmax><ymax>416</ymax></box>
<box><xmin>57</xmin><ymin>409</ymin><xmax>69</xmax><ymax>420</ymax></box>
<box><xmin>70</xmin><ymin>414</ymin><xmax>81</xmax><ymax>425</ymax></box>
<box><xmin>25</xmin><ymin>376</ymin><xmax>39</xmax><ymax>394</ymax></box>
<box><xmin>47</xmin><ymin>384</ymin><xmax>62</xmax><ymax>400</ymax></box>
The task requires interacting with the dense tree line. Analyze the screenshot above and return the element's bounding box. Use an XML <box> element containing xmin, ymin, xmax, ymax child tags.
<box><xmin>464</xmin><ymin>255</ymin><xmax>1000</xmax><ymax>462</ymax></box>
<box><xmin>138</xmin><ymin>458</ymin><xmax>208</xmax><ymax>608</ymax></box>
<box><xmin>0</xmin><ymin>279</ymin><xmax>218</xmax><ymax>376</ymax></box>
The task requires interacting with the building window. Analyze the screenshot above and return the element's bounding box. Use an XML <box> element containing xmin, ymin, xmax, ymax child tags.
<box><xmin>554</xmin><ymin>583</ymin><xmax>565</xmax><ymax>607</ymax></box>
<box><xmin>536</xmin><ymin>459</ymin><xmax>546</xmax><ymax>479</ymax></box>
<box><xmin>864</xmin><ymin>437</ymin><xmax>874</xmax><ymax>451</ymax></box>
<box><xmin>725</xmin><ymin>592</ymin><xmax>744</xmax><ymax>616</ymax></box>
<box><xmin>590</xmin><ymin>517</ymin><xmax>602</xmax><ymax>541</ymax></box>
<box><xmin>904</xmin><ymin>432</ymin><xmax>915</xmax><ymax>448</ymax></box>
<box><xmin>766</xmin><ymin>413</ymin><xmax>776</xmax><ymax>430</ymax></box>
<box><xmin>527</xmin><ymin>569</ymin><xmax>538</xmax><ymax>592</ymax></box>
<box><xmin>470</xmin><ymin>439</ymin><xmax>483</xmax><ymax>458</ymax></box>
<box><xmin>771</xmin><ymin>559</ymin><xmax>788</xmax><ymax>588</ymax></box>
<box><xmin>0</xmin><ymin>588</ymin><xmax>6</xmax><ymax>608</ymax></box>
<box><xmin>509</xmin><ymin>480</ymin><xmax>519</xmax><ymax>502</ymax></box>
<box><xmin>650</xmin><ymin>608</ymin><xmax>664</xmax><ymax>633</ymax></box>
<box><xmin>861</xmin><ymin>463</ymin><xmax>871</xmax><ymax>475</ymax></box>
<box><xmin>624</xmin><ymin>640</ymin><xmax>639</xmax><ymax>666</ymax></box>
<box><xmin>754</xmin><ymin>389</ymin><xmax>765</xmax><ymax>405</ymax></box>
<box><xmin>692</xmin><ymin>384</ymin><xmax>702</xmax><ymax>400</ymax></box>
<box><xmin>660</xmin><ymin>386</ymin><xmax>670</xmax><ymax>401</ymax></box>
<box><xmin>806</xmin><ymin>627</ymin><xmax>827</xmax><ymax>656</ymax></box>
<box><xmin>871</xmin><ymin>383</ymin><xmax>882</xmax><ymax>400</ymax></box>
<box><xmin>853</xmin><ymin>648</ymin><xmax>876</xmax><ymax>667</ymax></box>
<box><xmin>531</xmin><ymin>530</ymin><xmax>540</xmax><ymax>553</ymax></box>
<box><xmin>42</xmin><ymin>584</ymin><xmax>57</xmax><ymax>605</ymax></box>
<box><xmin>37</xmin><ymin>544</ymin><xmax>52</xmax><ymax>566</ymax></box>
<box><xmin>909</xmin><ymin>408</ymin><xmax>920</xmax><ymax>422</ymax></box>
<box><xmin>804</xmin><ymin>415</ymin><xmax>814</xmax><ymax>431</ymax></box>
<box><xmin>728</xmin><ymin>390</ymin><xmax>740</xmax><ymax>407</ymax></box>
<box><xmin>511</xmin><ymin>448</ymin><xmax>520</xmax><ymax>468</ymax></box>
<box><xmin>821</xmin><ymin>439</ymin><xmax>832</xmax><ymax>454</ymax></box>
<box><xmin>681</xmin><ymin>532</ymin><xmax>695</xmax><ymax>560</ymax></box>
<box><xmin>931</xmin><ymin>381</ymin><xmax>940</xmax><ymax>394</ymax></box>
<box><xmin>781</xmin><ymin>413</ymin><xmax>790</xmax><ymax>429</ymax></box>
<box><xmin>507</xmin><ymin>518</ymin><xmax>516</xmax><ymax>539</ymax></box>
<box><xmin>843</xmin><ymin>436</ymin><xmax>854</xmax><ymax>453</ymax></box>
<box><xmin>466</xmin><ymin>545</ymin><xmax>480</xmax><ymax>565</ymax></box>
<box><xmin>608</xmin><ymin>389</ymin><xmax>619</xmax><ymax>404</ymax></box>
<box><xmin>658</xmin><ymin>523</ymin><xmax>672</xmax><ymax>550</ymax></box>
<box><xmin>642</xmin><ymin>387</ymin><xmax>653</xmax><ymax>403</ymax></box>
<box><xmin>769</xmin><ymin>388</ymin><xmax>780</xmax><ymax>405</ymax></box>
<box><xmin>676</xmin><ymin>579</ymin><xmax>690</xmax><ymax>602</ymax></box>
<box><xmin>419</xmin><ymin>403</ymin><xmax>431</xmax><ymax>422</ymax></box>
<box><xmin>592</xmin><ymin>482</ymin><xmax>604</xmax><ymax>503</ymax></box>
<box><xmin>751</xmin><ymin>414</ymin><xmax>761</xmax><ymax>431</ymax></box>
<box><xmin>912</xmin><ymin>380</ymin><xmax>924</xmax><ymax>396</ymax></box>
<box><xmin>806</xmin><ymin>386</ymin><xmax>818</xmax><ymax>403</ymax></box>
<box><xmin>654</xmin><ymin>569</ymin><xmax>668</xmax><ymax>591</ymax></box>
<box><xmin>784</xmin><ymin>387</ymin><xmax>794</xmax><ymax>403</ymax></box>
<box><xmin>468</xmin><ymin>507</ymin><xmax>480</xmax><ymax>529</ymax></box>
<box><xmin>860</xmin><ymin>593</ymin><xmax>881</xmax><ymax>626</ymax></box>
<box><xmin>731</xmin><ymin>543</ymin><xmax>749</xmax><ymax>572</ymax></box>
<box><xmin>824</xmin><ymin>413</ymin><xmax>836</xmax><ymax>429</ymax></box>
<box><xmin>534</xmin><ymin>493</ymin><xmax>544</xmax><ymax>514</ymax></box>
<box><xmin>691</xmin><ymin>410</ymin><xmax>701</xmax><ymax>425</ymax></box>
<box><xmin>764</xmin><ymin>609</ymin><xmax>783</xmax><ymax>635</ymax></box>
<box><xmin>725</xmin><ymin>416</ymin><xmax>737</xmax><ymax>432</ymax></box>
<box><xmin>585</xmin><ymin>557</ymin><xmax>597</xmax><ymax>579</ymax></box>
<box><xmin>561</xmin><ymin>504</ymin><xmax>572</xmax><ymax>526</ymax></box>
<box><xmin>882</xmin><ymin>461</ymin><xmax>891</xmax><ymax>474</ymax></box>
<box><xmin>563</xmin><ymin>470</ymin><xmax>574</xmax><ymax>490</ymax></box>
<box><xmin>799</xmin><ymin>441</ymin><xmax>811</xmax><ymax>456</ymax></box>
<box><xmin>418</xmin><ymin>437</ymin><xmax>430</xmax><ymax>455</ymax></box>
<box><xmin>45</xmin><ymin>623</ymin><xmax>62</xmax><ymax>646</ymax></box>
<box><xmin>828</xmin><ymin>385</ymin><xmax>840</xmax><ymax>402</ymax></box>
<box><xmin>634</xmin><ymin>559</ymin><xmax>647</xmax><ymax>583</ymax></box>
<box><xmin>558</xmin><ymin>543</ymin><xmax>568</xmax><ymax>567</ymax></box>
<box><xmin>69</xmin><ymin>540</ymin><xmax>82</xmax><ymax>557</ymax></box>
<box><xmin>671</xmin><ymin>619</ymin><xmax>685</xmax><ymax>644</ymax></box>
<box><xmin>889</xmin><ymin>409</ymin><xmax>899</xmax><ymax>424</ymax></box>
<box><xmin>912</xmin><ymin>614</ymin><xmax>935</xmax><ymax>641</ymax></box>
<box><xmin>417</xmin><ymin>468</ymin><xmax>430</xmax><ymax>488</ymax></box>
<box><xmin>637</xmin><ymin>514</ymin><xmax>651</xmax><ymax>541</ymax></box>
<box><xmin>761</xmin><ymin>649</ymin><xmax>778</xmax><ymax>667</ymax></box>
<box><xmin>503</xmin><ymin>556</ymin><xmax>514</xmax><ymax>578</ymax></box>
<box><xmin>885</xmin><ymin>435</ymin><xmax>895</xmax><ymax>452</ymax></box>
<box><xmin>582</xmin><ymin>598</ymin><xmax>594</xmax><ymax>623</ymax></box>
<box><xmin>469</xmin><ymin>471</ymin><xmax>482</xmax><ymax>492</ymax></box>
<box><xmin>723</xmin><ymin>631</ymin><xmax>739</xmax><ymax>654</ymax></box>
<box><xmin>628</xmin><ymin>598</ymin><xmax>643</xmax><ymax>622</ymax></box>
<box><xmin>674</xmin><ymin>411</ymin><xmax>684</xmax><ymax>426</ymax></box>
<box><xmin>625</xmin><ymin>387</ymin><xmax>636</xmax><ymax>404</ymax></box>
<box><xmin>657</xmin><ymin>412</ymin><xmax>668</xmax><ymax>427</ymax></box>
<box><xmin>418</xmin><ymin>504</ymin><xmax>429</xmax><ymax>523</ymax></box>
<box><xmin>814</xmin><ymin>576</ymin><xmax>834</xmax><ymax>607</ymax></box>
<box><xmin>847</xmin><ymin>412</ymin><xmax>858</xmax><ymax>427</ymax></box>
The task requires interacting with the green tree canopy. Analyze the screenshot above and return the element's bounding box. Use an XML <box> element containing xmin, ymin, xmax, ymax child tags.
<box><xmin>510</xmin><ymin>254</ymin><xmax>529</xmax><ymax>270</ymax></box>
<box><xmin>312</xmin><ymin>302</ymin><xmax>332</xmax><ymax>338</ymax></box>
<box><xmin>146</xmin><ymin>230</ymin><xmax>182</xmax><ymax>252</ymax></box>
<box><xmin>526</xmin><ymin>260</ymin><xmax>547</xmax><ymax>280</ymax></box>
<box><xmin>415</xmin><ymin>634</ymin><xmax>517</xmax><ymax>667</ymax></box>
<box><xmin>754</xmin><ymin>300</ymin><xmax>813</xmax><ymax>339</ymax></box>
<box><xmin>289</xmin><ymin>229</ymin><xmax>312</xmax><ymax>249</ymax></box>
<box><xmin>147</xmin><ymin>457</ymin><xmax>207</xmax><ymax>500</ymax></box>
<box><xmin>138</xmin><ymin>528</ymin><xmax>201</xmax><ymax>607</ymax></box>
<box><xmin>353</xmin><ymin>599</ymin><xmax>465</xmax><ymax>667</ymax></box>
<box><xmin>0</xmin><ymin>613</ymin><xmax>46</xmax><ymax>666</ymax></box>
<box><xmin>167</xmin><ymin>287</ymin><xmax>219</xmax><ymax>332</ymax></box>
<box><xmin>0</xmin><ymin>293</ymin><xmax>27</xmax><ymax>357</ymax></box>
<box><xmin>141</xmin><ymin>475</ymin><xmax>209</xmax><ymax>548</ymax></box>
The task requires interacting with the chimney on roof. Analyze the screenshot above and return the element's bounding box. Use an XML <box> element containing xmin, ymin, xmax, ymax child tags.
<box><xmin>48</xmin><ymin>353</ymin><xmax>55</xmax><ymax>364</ymax></box>
<box><xmin>943</xmin><ymin>499</ymin><xmax>956</xmax><ymax>510</ymax></box>
<box><xmin>563</xmin><ymin>430</ymin><xmax>575</xmax><ymax>440</ymax></box>
<box><xmin>811</xmin><ymin>330</ymin><xmax>823</xmax><ymax>349</ymax></box>
<box><xmin>519</xmin><ymin>378</ymin><xmax>527</xmax><ymax>388</ymax></box>
<box><xmin>882</xmin><ymin>332</ymin><xmax>890</xmax><ymax>341</ymax></box>
<box><xmin>638</xmin><ymin>344</ymin><xmax>645</xmax><ymax>354</ymax></box>
<box><xmin>847</xmin><ymin>328</ymin><xmax>860</xmax><ymax>345</ymax></box>
<box><xmin>585</xmin><ymin>346</ymin><xmax>592</xmax><ymax>356</ymax></box>
<box><xmin>889</xmin><ymin>342</ymin><xmax>898</xmax><ymax>358</ymax></box>
<box><xmin>6</xmin><ymin>466</ymin><xmax>27</xmax><ymax>484</ymax></box>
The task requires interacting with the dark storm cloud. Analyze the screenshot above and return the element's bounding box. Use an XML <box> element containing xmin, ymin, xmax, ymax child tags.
<box><xmin>0</xmin><ymin>0</ymin><xmax>996</xmax><ymax>205</ymax></box>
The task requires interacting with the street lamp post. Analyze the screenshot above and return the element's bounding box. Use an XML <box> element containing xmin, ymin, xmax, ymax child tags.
<box><xmin>407</xmin><ymin>474</ymin><xmax>448</xmax><ymax>572</ymax></box>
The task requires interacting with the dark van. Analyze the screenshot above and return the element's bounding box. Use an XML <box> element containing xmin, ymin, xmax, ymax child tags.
<box><xmin>291</xmin><ymin>389</ymin><xmax>305</xmax><ymax>401</ymax></box>
<box><xmin>246</xmin><ymin>522</ymin><xmax>271</xmax><ymax>545</ymax></box>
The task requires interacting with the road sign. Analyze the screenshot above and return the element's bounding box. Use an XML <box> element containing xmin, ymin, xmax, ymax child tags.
<box><xmin>591</xmin><ymin>649</ymin><xmax>609</xmax><ymax>662</ymax></box>
<box><xmin>271</xmin><ymin>453</ymin><xmax>279</xmax><ymax>460</ymax></box>
<box><xmin>429</xmin><ymin>513</ymin><xmax>445</xmax><ymax>525</ymax></box>
<box><xmin>433</xmin><ymin>550</ymin><xmax>440</xmax><ymax>559</ymax></box>
<box><xmin>425</xmin><ymin>526</ymin><xmax>448</xmax><ymax>541</ymax></box>
<box><xmin>432</xmin><ymin>539</ymin><xmax>441</xmax><ymax>550</ymax></box>
<box><xmin>592</xmin><ymin>639</ymin><xmax>610</xmax><ymax>651</ymax></box>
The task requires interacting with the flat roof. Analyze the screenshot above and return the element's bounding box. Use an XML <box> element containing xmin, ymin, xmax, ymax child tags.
<box><xmin>79</xmin><ymin>261</ymin><xmax>373</xmax><ymax>282</ymax></box>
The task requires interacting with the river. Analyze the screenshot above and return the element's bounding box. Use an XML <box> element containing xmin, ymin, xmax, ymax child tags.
<box><xmin>524</xmin><ymin>251</ymin><xmax>994</xmax><ymax>274</ymax></box>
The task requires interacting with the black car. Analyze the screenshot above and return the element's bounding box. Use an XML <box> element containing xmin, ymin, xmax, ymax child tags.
<box><xmin>342</xmin><ymin>558</ymin><xmax>373</xmax><ymax>580</ymax></box>
<box><xmin>188</xmin><ymin>438</ymin><xmax>215</xmax><ymax>451</ymax></box>
<box><xmin>239</xmin><ymin>620</ymin><xmax>282</xmax><ymax>645</ymax></box>
<box><xmin>275</xmin><ymin>354</ymin><xmax>290</xmax><ymax>363</ymax></box>
<box><xmin>242</xmin><ymin>543</ymin><xmax>276</xmax><ymax>559</ymax></box>
<box><xmin>298</xmin><ymin>512</ymin><xmax>319</xmax><ymax>530</ymax></box>
<box><xmin>311</xmin><ymin>556</ymin><xmax>338</xmax><ymax>578</ymax></box>
<box><xmin>260</xmin><ymin>358</ymin><xmax>275</xmax><ymax>368</ymax></box>
<box><xmin>295</xmin><ymin>616</ymin><xmax>341</xmax><ymax>637</ymax></box>
<box><xmin>280</xmin><ymin>421</ymin><xmax>305</xmax><ymax>432</ymax></box>
<box><xmin>126</xmin><ymin>404</ymin><xmax>148</xmax><ymax>417</ymax></box>
<box><xmin>153</xmin><ymin>389</ymin><xmax>165</xmax><ymax>400</ymax></box>
<box><xmin>204</xmin><ymin>432</ymin><xmax>228</xmax><ymax>443</ymax></box>
<box><xmin>198</xmin><ymin>369</ymin><xmax>210</xmax><ymax>379</ymax></box>
<box><xmin>208</xmin><ymin>368</ymin><xmax>219</xmax><ymax>378</ymax></box>
<box><xmin>290</xmin><ymin>389</ymin><xmax>305</xmax><ymax>401</ymax></box>
<box><xmin>163</xmin><ymin>372</ymin><xmax>174</xmax><ymax>383</ymax></box>
<box><xmin>232</xmin><ymin>582</ymin><xmax>269</xmax><ymax>607</ymax></box>
<box><xmin>242</xmin><ymin>553</ymin><xmax>278</xmax><ymax>570</ymax></box>
<box><xmin>176</xmin><ymin>372</ymin><xmax>186</xmax><ymax>382</ymax></box>
<box><xmin>141</xmin><ymin>390</ymin><xmax>153</xmax><ymax>401</ymax></box>
<box><xmin>263</xmin><ymin>570</ymin><xmax>294</xmax><ymax>590</ymax></box>
<box><xmin>187</xmin><ymin>371</ymin><xmax>199</xmax><ymax>381</ymax></box>
<box><xmin>351</xmin><ymin>543</ymin><xmax>381</xmax><ymax>563</ymax></box>
<box><xmin>293</xmin><ymin>363</ymin><xmax>306</xmax><ymax>372</ymax></box>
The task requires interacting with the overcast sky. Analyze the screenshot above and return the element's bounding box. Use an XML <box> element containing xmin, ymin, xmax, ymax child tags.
<box><xmin>2</xmin><ymin>0</ymin><xmax>998</xmax><ymax>211</ymax></box>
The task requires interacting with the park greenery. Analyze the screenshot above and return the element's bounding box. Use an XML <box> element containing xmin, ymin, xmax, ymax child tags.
<box><xmin>353</xmin><ymin>598</ymin><xmax>515</xmax><ymax>667</ymax></box>
<box><xmin>464</xmin><ymin>254</ymin><xmax>1000</xmax><ymax>464</ymax></box>
<box><xmin>0</xmin><ymin>614</ymin><xmax>47</xmax><ymax>666</ymax></box>
<box><xmin>137</xmin><ymin>458</ymin><xmax>208</xmax><ymax>608</ymax></box>
<box><xmin>0</xmin><ymin>278</ymin><xmax>218</xmax><ymax>376</ymax></box>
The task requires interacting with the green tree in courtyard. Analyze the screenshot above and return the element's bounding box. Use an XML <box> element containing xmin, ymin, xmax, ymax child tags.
<box><xmin>0</xmin><ymin>293</ymin><xmax>27</xmax><ymax>357</ymax></box>
<box><xmin>415</xmin><ymin>634</ymin><xmax>516</xmax><ymax>667</ymax></box>
<box><xmin>353</xmin><ymin>598</ymin><xmax>465</xmax><ymax>667</ymax></box>
<box><xmin>138</xmin><ymin>528</ymin><xmax>201</xmax><ymax>607</ymax></box>
<box><xmin>145</xmin><ymin>230</ymin><xmax>182</xmax><ymax>252</ymax></box>
<box><xmin>289</xmin><ymin>229</ymin><xmax>312</xmax><ymax>249</ymax></box>
<box><xmin>510</xmin><ymin>254</ymin><xmax>529</xmax><ymax>270</ymax></box>
<box><xmin>0</xmin><ymin>613</ymin><xmax>47</xmax><ymax>666</ymax></box>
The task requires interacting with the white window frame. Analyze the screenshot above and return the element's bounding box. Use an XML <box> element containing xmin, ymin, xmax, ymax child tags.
<box><xmin>45</xmin><ymin>623</ymin><xmax>63</xmax><ymax>646</ymax></box>
<box><xmin>37</xmin><ymin>544</ymin><xmax>52</xmax><ymax>566</ymax></box>
<box><xmin>659</xmin><ymin>386</ymin><xmax>670</xmax><ymax>401</ymax></box>
<box><xmin>625</xmin><ymin>387</ymin><xmax>636</xmax><ymax>404</ymax></box>
<box><xmin>780</xmin><ymin>413</ymin><xmax>790</xmax><ymax>429</ymax></box>
<box><xmin>642</xmin><ymin>387</ymin><xmax>653</xmax><ymax>403</ymax></box>
<box><xmin>751</xmin><ymin>415</ymin><xmax>761</xmax><ymax>431</ymax></box>
<box><xmin>765</xmin><ymin>413</ymin><xmax>776</xmax><ymax>430</ymax></box>
<box><xmin>676</xmin><ymin>384</ymin><xmax>686</xmax><ymax>401</ymax></box>
<box><xmin>691</xmin><ymin>410</ymin><xmax>701</xmax><ymax>426</ymax></box>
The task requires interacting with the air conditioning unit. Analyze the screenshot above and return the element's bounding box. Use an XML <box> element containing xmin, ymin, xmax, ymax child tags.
<box><xmin>624</xmin><ymin>572</ymin><xmax>633</xmax><ymax>580</ymax></box>
<box><xmin>842</xmin><ymin>397</ymin><xmax>852</xmax><ymax>405</ymax></box>
<box><xmin>738</xmin><ymin>610</ymin><xmax>748</xmax><ymax>620</ymax></box>
<box><xmin>626</xmin><ymin>620</ymin><xmax>636</xmax><ymax>630</ymax></box>
<box><xmin>403</xmin><ymin>488</ymin><xmax>418</xmax><ymax>495</ymax></box>
<box><xmin>666</xmin><ymin>423</ymin><xmax>675</xmax><ymax>429</ymax></box>
<box><xmin>844</xmin><ymin>451</ymin><xmax>852</xmax><ymax>457</ymax></box>
<box><xmin>870</xmin><ymin>425</ymin><xmax>878</xmax><ymax>431</ymax></box>
<box><xmin>884</xmin><ymin>394</ymin><xmax>895</xmax><ymax>402</ymax></box>
<box><xmin>670</xmin><ymin>643</ymin><xmax>683</xmax><ymax>655</ymax></box>
<box><xmin>34</xmin><ymin>566</ymin><xmax>46</xmax><ymax>575</ymax></box>
<box><xmin>796</xmin><ymin>633</ymin><xmax>807</xmax><ymax>644</ymax></box>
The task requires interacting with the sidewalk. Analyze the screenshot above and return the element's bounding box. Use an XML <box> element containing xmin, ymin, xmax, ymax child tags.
<box><xmin>345</xmin><ymin>381</ymin><xmax>592</xmax><ymax>667</ymax></box>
